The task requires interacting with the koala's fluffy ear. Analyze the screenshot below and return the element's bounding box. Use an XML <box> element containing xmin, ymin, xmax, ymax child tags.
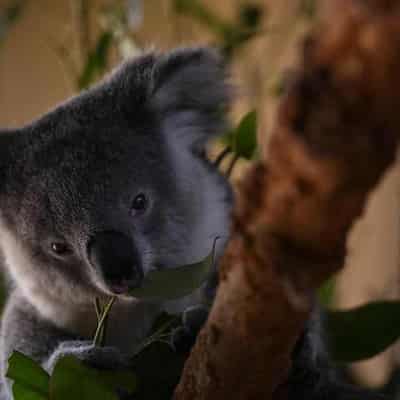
<box><xmin>149</xmin><ymin>48</ymin><xmax>232</xmax><ymax>147</ymax></box>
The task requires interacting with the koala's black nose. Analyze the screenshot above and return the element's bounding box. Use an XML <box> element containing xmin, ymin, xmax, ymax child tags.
<box><xmin>88</xmin><ymin>231</ymin><xmax>143</xmax><ymax>293</ymax></box>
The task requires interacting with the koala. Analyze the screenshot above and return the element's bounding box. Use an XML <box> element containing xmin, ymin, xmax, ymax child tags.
<box><xmin>0</xmin><ymin>48</ymin><xmax>232</xmax><ymax>398</ymax></box>
<box><xmin>0</xmin><ymin>47</ymin><xmax>384</xmax><ymax>400</ymax></box>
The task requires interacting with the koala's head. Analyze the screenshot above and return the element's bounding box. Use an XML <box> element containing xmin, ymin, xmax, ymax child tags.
<box><xmin>0</xmin><ymin>48</ymin><xmax>232</xmax><ymax>308</ymax></box>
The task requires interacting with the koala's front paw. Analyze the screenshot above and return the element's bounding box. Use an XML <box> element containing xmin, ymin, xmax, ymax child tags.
<box><xmin>172</xmin><ymin>305</ymin><xmax>209</xmax><ymax>353</ymax></box>
<box><xmin>44</xmin><ymin>340</ymin><xmax>127</xmax><ymax>373</ymax></box>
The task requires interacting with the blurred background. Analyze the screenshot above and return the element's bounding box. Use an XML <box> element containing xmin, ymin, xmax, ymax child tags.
<box><xmin>1</xmin><ymin>0</ymin><xmax>400</xmax><ymax>395</ymax></box>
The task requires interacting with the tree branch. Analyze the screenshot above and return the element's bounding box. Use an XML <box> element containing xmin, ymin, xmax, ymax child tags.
<box><xmin>174</xmin><ymin>1</ymin><xmax>400</xmax><ymax>398</ymax></box>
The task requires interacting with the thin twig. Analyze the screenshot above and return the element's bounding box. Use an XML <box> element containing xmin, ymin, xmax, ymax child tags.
<box><xmin>213</xmin><ymin>146</ymin><xmax>231</xmax><ymax>167</ymax></box>
<box><xmin>133</xmin><ymin>316</ymin><xmax>179</xmax><ymax>357</ymax></box>
<box><xmin>93</xmin><ymin>297</ymin><xmax>105</xmax><ymax>343</ymax></box>
<box><xmin>94</xmin><ymin>297</ymin><xmax>102</xmax><ymax>320</ymax></box>
<box><xmin>93</xmin><ymin>296</ymin><xmax>116</xmax><ymax>347</ymax></box>
<box><xmin>226</xmin><ymin>154</ymin><xmax>239</xmax><ymax>177</ymax></box>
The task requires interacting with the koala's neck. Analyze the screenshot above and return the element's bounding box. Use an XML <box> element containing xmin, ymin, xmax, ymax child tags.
<box><xmin>21</xmin><ymin>287</ymin><xmax>100</xmax><ymax>338</ymax></box>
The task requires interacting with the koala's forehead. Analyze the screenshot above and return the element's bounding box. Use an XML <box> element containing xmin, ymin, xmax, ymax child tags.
<box><xmin>8</xmin><ymin>115</ymin><xmax>172</xmax><ymax>212</ymax></box>
<box><xmin>20</xmin><ymin>112</ymin><xmax>163</xmax><ymax>170</ymax></box>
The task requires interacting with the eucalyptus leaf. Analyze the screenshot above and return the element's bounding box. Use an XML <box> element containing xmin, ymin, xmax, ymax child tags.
<box><xmin>78</xmin><ymin>31</ymin><xmax>113</xmax><ymax>89</ymax></box>
<box><xmin>230</xmin><ymin>110</ymin><xmax>257</xmax><ymax>160</ymax></box>
<box><xmin>6</xmin><ymin>351</ymin><xmax>49</xmax><ymax>398</ymax></box>
<box><xmin>49</xmin><ymin>356</ymin><xmax>116</xmax><ymax>400</ymax></box>
<box><xmin>129</xmin><ymin>245</ymin><xmax>216</xmax><ymax>300</ymax></box>
<box><xmin>12</xmin><ymin>383</ymin><xmax>48</xmax><ymax>400</ymax></box>
<box><xmin>318</xmin><ymin>277</ymin><xmax>336</xmax><ymax>307</ymax></box>
<box><xmin>324</xmin><ymin>301</ymin><xmax>400</xmax><ymax>363</ymax></box>
<box><xmin>49</xmin><ymin>355</ymin><xmax>137</xmax><ymax>400</ymax></box>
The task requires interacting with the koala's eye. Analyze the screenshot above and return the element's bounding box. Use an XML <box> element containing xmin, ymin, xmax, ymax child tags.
<box><xmin>50</xmin><ymin>242</ymin><xmax>71</xmax><ymax>256</ymax></box>
<box><xmin>131</xmin><ymin>193</ymin><xmax>147</xmax><ymax>213</ymax></box>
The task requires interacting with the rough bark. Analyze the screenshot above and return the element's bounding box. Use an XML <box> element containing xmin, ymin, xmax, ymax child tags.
<box><xmin>174</xmin><ymin>1</ymin><xmax>400</xmax><ymax>399</ymax></box>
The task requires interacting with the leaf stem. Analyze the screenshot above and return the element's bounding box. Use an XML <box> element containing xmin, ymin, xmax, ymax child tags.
<box><xmin>133</xmin><ymin>316</ymin><xmax>179</xmax><ymax>357</ymax></box>
<box><xmin>94</xmin><ymin>297</ymin><xmax>102</xmax><ymax>320</ymax></box>
<box><xmin>226</xmin><ymin>154</ymin><xmax>239</xmax><ymax>177</ymax></box>
<box><xmin>93</xmin><ymin>296</ymin><xmax>116</xmax><ymax>347</ymax></box>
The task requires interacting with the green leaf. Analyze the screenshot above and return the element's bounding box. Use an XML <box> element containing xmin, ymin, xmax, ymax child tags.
<box><xmin>318</xmin><ymin>277</ymin><xmax>336</xmax><ymax>307</ymax></box>
<box><xmin>6</xmin><ymin>351</ymin><xmax>49</xmax><ymax>398</ymax></box>
<box><xmin>78</xmin><ymin>31</ymin><xmax>113</xmax><ymax>89</ymax></box>
<box><xmin>324</xmin><ymin>301</ymin><xmax>400</xmax><ymax>363</ymax></box>
<box><xmin>49</xmin><ymin>356</ymin><xmax>137</xmax><ymax>400</ymax></box>
<box><xmin>232</xmin><ymin>111</ymin><xmax>258</xmax><ymax>160</ymax></box>
<box><xmin>50</xmin><ymin>356</ymin><xmax>116</xmax><ymax>400</ymax></box>
<box><xmin>12</xmin><ymin>383</ymin><xmax>48</xmax><ymax>400</ymax></box>
<box><xmin>129</xmin><ymin>244</ymin><xmax>216</xmax><ymax>300</ymax></box>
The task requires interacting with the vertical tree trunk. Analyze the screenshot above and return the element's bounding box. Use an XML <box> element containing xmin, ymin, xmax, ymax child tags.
<box><xmin>175</xmin><ymin>1</ymin><xmax>400</xmax><ymax>398</ymax></box>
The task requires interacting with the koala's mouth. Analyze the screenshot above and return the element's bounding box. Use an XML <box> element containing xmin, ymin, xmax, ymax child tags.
<box><xmin>108</xmin><ymin>279</ymin><xmax>142</xmax><ymax>295</ymax></box>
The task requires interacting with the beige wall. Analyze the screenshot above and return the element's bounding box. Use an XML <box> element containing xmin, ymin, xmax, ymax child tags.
<box><xmin>1</xmin><ymin>0</ymin><xmax>399</xmax><ymax>387</ymax></box>
<box><xmin>0</xmin><ymin>0</ymin><xmax>74</xmax><ymax>127</ymax></box>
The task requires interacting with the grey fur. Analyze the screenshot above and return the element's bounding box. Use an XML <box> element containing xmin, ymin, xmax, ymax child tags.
<box><xmin>0</xmin><ymin>47</ymin><xmax>232</xmax><ymax>399</ymax></box>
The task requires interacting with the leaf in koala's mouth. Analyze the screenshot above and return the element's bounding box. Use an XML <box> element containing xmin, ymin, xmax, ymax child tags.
<box><xmin>128</xmin><ymin>241</ymin><xmax>217</xmax><ymax>300</ymax></box>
